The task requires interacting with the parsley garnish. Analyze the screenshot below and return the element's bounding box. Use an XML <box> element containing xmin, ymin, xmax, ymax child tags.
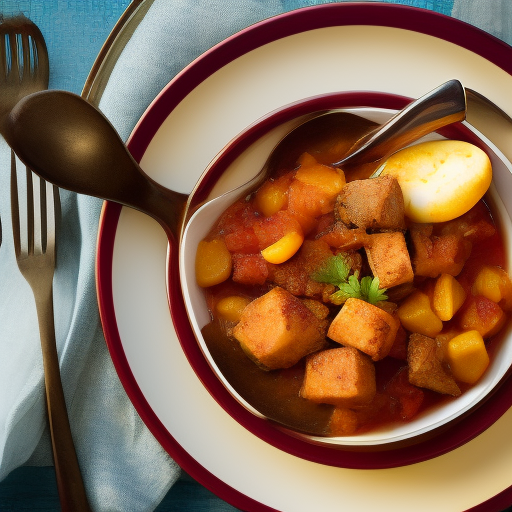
<box><xmin>311</xmin><ymin>254</ymin><xmax>388</xmax><ymax>305</ymax></box>
<box><xmin>311</xmin><ymin>253</ymin><xmax>351</xmax><ymax>285</ymax></box>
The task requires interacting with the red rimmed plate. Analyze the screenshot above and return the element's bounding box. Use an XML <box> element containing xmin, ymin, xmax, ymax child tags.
<box><xmin>97</xmin><ymin>4</ymin><xmax>512</xmax><ymax>511</ymax></box>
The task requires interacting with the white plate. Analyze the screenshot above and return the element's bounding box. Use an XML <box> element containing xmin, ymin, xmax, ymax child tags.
<box><xmin>98</xmin><ymin>5</ymin><xmax>512</xmax><ymax>511</ymax></box>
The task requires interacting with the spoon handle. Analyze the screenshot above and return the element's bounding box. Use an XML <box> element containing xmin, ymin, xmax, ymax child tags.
<box><xmin>135</xmin><ymin>175</ymin><xmax>189</xmax><ymax>241</ymax></box>
<box><xmin>334</xmin><ymin>79</ymin><xmax>466</xmax><ymax>167</ymax></box>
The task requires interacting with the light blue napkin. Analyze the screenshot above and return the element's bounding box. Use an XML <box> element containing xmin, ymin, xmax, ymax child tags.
<box><xmin>0</xmin><ymin>1</ymin><xmax>510</xmax><ymax>511</ymax></box>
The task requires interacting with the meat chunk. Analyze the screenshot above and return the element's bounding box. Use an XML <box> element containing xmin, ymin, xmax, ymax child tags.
<box><xmin>336</xmin><ymin>175</ymin><xmax>406</xmax><ymax>231</ymax></box>
<box><xmin>410</xmin><ymin>223</ymin><xmax>472</xmax><ymax>278</ymax></box>
<box><xmin>407</xmin><ymin>333</ymin><xmax>461</xmax><ymax>396</ymax></box>
<box><xmin>232</xmin><ymin>287</ymin><xmax>327</xmax><ymax>370</ymax></box>
<box><xmin>365</xmin><ymin>232</ymin><xmax>414</xmax><ymax>289</ymax></box>
<box><xmin>327</xmin><ymin>298</ymin><xmax>400</xmax><ymax>361</ymax></box>
<box><xmin>317</xmin><ymin>221</ymin><xmax>369</xmax><ymax>250</ymax></box>
<box><xmin>300</xmin><ymin>347</ymin><xmax>376</xmax><ymax>407</ymax></box>
<box><xmin>266</xmin><ymin>239</ymin><xmax>337</xmax><ymax>301</ymax></box>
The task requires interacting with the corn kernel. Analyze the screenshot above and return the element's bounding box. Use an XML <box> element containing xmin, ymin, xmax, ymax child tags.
<box><xmin>215</xmin><ymin>296</ymin><xmax>251</xmax><ymax>322</ymax></box>
<box><xmin>397</xmin><ymin>290</ymin><xmax>443</xmax><ymax>337</ymax></box>
<box><xmin>446</xmin><ymin>330</ymin><xmax>490</xmax><ymax>384</ymax></box>
<box><xmin>195</xmin><ymin>239</ymin><xmax>232</xmax><ymax>287</ymax></box>
<box><xmin>433</xmin><ymin>273</ymin><xmax>466</xmax><ymax>321</ymax></box>
<box><xmin>472</xmin><ymin>265</ymin><xmax>512</xmax><ymax>310</ymax></box>
<box><xmin>261</xmin><ymin>232</ymin><xmax>304</xmax><ymax>264</ymax></box>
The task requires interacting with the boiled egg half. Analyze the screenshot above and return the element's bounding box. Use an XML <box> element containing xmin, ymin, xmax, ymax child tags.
<box><xmin>380</xmin><ymin>140</ymin><xmax>492</xmax><ymax>223</ymax></box>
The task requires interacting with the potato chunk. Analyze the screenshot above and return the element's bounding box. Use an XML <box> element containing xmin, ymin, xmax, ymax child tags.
<box><xmin>336</xmin><ymin>175</ymin><xmax>406</xmax><ymax>230</ymax></box>
<box><xmin>446</xmin><ymin>330</ymin><xmax>490</xmax><ymax>384</ymax></box>
<box><xmin>397</xmin><ymin>290</ymin><xmax>443</xmax><ymax>337</ymax></box>
<box><xmin>300</xmin><ymin>347</ymin><xmax>376</xmax><ymax>407</ymax></box>
<box><xmin>254</xmin><ymin>173</ymin><xmax>293</xmax><ymax>217</ymax></box>
<box><xmin>328</xmin><ymin>407</ymin><xmax>359</xmax><ymax>436</ymax></box>
<box><xmin>432</xmin><ymin>273</ymin><xmax>466</xmax><ymax>321</ymax></box>
<box><xmin>232</xmin><ymin>287</ymin><xmax>327</xmax><ymax>370</ymax></box>
<box><xmin>215</xmin><ymin>296</ymin><xmax>251</xmax><ymax>323</ymax></box>
<box><xmin>365</xmin><ymin>232</ymin><xmax>414</xmax><ymax>289</ymax></box>
<box><xmin>195</xmin><ymin>239</ymin><xmax>232</xmax><ymax>287</ymax></box>
<box><xmin>407</xmin><ymin>333</ymin><xmax>461</xmax><ymax>396</ymax></box>
<box><xmin>472</xmin><ymin>265</ymin><xmax>512</xmax><ymax>310</ymax></box>
<box><xmin>327</xmin><ymin>298</ymin><xmax>399</xmax><ymax>361</ymax></box>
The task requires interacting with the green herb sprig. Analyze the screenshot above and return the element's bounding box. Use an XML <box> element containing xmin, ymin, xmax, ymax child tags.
<box><xmin>311</xmin><ymin>253</ymin><xmax>388</xmax><ymax>305</ymax></box>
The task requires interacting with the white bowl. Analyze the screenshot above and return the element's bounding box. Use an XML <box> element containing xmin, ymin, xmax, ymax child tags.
<box><xmin>180</xmin><ymin>96</ymin><xmax>512</xmax><ymax>448</ymax></box>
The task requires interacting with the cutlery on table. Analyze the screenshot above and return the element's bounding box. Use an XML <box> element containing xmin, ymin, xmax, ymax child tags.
<box><xmin>0</xmin><ymin>15</ymin><xmax>91</xmax><ymax>511</ymax></box>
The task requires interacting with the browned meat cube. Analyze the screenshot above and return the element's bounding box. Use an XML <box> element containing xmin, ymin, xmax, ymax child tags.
<box><xmin>232</xmin><ymin>287</ymin><xmax>327</xmax><ymax>370</ymax></box>
<box><xmin>317</xmin><ymin>221</ymin><xmax>369</xmax><ymax>250</ymax></box>
<box><xmin>365</xmin><ymin>232</ymin><xmax>414</xmax><ymax>289</ymax></box>
<box><xmin>410</xmin><ymin>223</ymin><xmax>472</xmax><ymax>278</ymax></box>
<box><xmin>327</xmin><ymin>298</ymin><xmax>400</xmax><ymax>361</ymax></box>
<box><xmin>300</xmin><ymin>347</ymin><xmax>376</xmax><ymax>407</ymax></box>
<box><xmin>407</xmin><ymin>333</ymin><xmax>461</xmax><ymax>396</ymax></box>
<box><xmin>266</xmin><ymin>239</ymin><xmax>337</xmax><ymax>301</ymax></box>
<box><xmin>336</xmin><ymin>175</ymin><xmax>406</xmax><ymax>230</ymax></box>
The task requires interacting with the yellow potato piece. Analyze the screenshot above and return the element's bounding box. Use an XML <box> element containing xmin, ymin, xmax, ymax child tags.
<box><xmin>254</xmin><ymin>178</ymin><xmax>289</xmax><ymax>217</ymax></box>
<box><xmin>215</xmin><ymin>296</ymin><xmax>251</xmax><ymax>322</ymax></box>
<box><xmin>472</xmin><ymin>265</ymin><xmax>512</xmax><ymax>310</ymax></box>
<box><xmin>433</xmin><ymin>273</ymin><xmax>466</xmax><ymax>321</ymax></box>
<box><xmin>195</xmin><ymin>239</ymin><xmax>232</xmax><ymax>287</ymax></box>
<box><xmin>446</xmin><ymin>330</ymin><xmax>490</xmax><ymax>384</ymax></box>
<box><xmin>261</xmin><ymin>232</ymin><xmax>304</xmax><ymax>264</ymax></box>
<box><xmin>381</xmin><ymin>140</ymin><xmax>492</xmax><ymax>223</ymax></box>
<box><xmin>397</xmin><ymin>290</ymin><xmax>443</xmax><ymax>337</ymax></box>
<box><xmin>295</xmin><ymin>161</ymin><xmax>345</xmax><ymax>197</ymax></box>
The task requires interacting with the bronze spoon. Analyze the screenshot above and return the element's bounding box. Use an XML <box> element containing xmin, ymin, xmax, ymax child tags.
<box><xmin>3</xmin><ymin>80</ymin><xmax>466</xmax><ymax>241</ymax></box>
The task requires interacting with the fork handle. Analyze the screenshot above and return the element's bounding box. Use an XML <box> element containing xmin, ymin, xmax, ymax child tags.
<box><xmin>34</xmin><ymin>284</ymin><xmax>92</xmax><ymax>512</ymax></box>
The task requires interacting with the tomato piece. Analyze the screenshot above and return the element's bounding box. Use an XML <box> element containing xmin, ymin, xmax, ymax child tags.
<box><xmin>385</xmin><ymin>367</ymin><xmax>424</xmax><ymax>421</ymax></box>
<box><xmin>232</xmin><ymin>253</ymin><xmax>269</xmax><ymax>286</ymax></box>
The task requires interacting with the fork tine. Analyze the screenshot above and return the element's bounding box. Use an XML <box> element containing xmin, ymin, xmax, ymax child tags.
<box><xmin>10</xmin><ymin>151</ymin><xmax>21</xmax><ymax>259</ymax></box>
<box><xmin>46</xmin><ymin>183</ymin><xmax>58</xmax><ymax>257</ymax></box>
<box><xmin>11</xmin><ymin>156</ymin><xmax>58</xmax><ymax>261</ymax></box>
<box><xmin>31</xmin><ymin>171</ymin><xmax>45</xmax><ymax>256</ymax></box>
<box><xmin>38</xmin><ymin>175</ymin><xmax>47</xmax><ymax>254</ymax></box>
<box><xmin>25</xmin><ymin>166</ymin><xmax>35</xmax><ymax>255</ymax></box>
<box><xmin>21</xmin><ymin>32</ymin><xmax>31</xmax><ymax>78</ymax></box>
<box><xmin>32</xmin><ymin>26</ymin><xmax>49</xmax><ymax>85</ymax></box>
<box><xmin>7</xmin><ymin>31</ymin><xmax>19</xmax><ymax>81</ymax></box>
<box><xmin>0</xmin><ymin>32</ymin><xmax>6</xmax><ymax>78</ymax></box>
<box><xmin>35</xmin><ymin>176</ymin><xmax>57</xmax><ymax>257</ymax></box>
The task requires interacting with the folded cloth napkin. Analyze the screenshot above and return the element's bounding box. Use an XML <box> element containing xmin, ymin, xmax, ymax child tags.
<box><xmin>0</xmin><ymin>1</ymin><xmax>510</xmax><ymax>511</ymax></box>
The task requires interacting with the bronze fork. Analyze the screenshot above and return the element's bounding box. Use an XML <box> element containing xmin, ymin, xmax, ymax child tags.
<box><xmin>2</xmin><ymin>15</ymin><xmax>91</xmax><ymax>511</ymax></box>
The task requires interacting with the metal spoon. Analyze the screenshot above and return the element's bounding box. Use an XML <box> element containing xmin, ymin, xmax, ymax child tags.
<box><xmin>3</xmin><ymin>80</ymin><xmax>466</xmax><ymax>242</ymax></box>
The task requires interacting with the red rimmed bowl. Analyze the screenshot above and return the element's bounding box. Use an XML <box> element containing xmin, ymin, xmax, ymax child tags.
<box><xmin>174</xmin><ymin>91</ymin><xmax>512</xmax><ymax>456</ymax></box>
